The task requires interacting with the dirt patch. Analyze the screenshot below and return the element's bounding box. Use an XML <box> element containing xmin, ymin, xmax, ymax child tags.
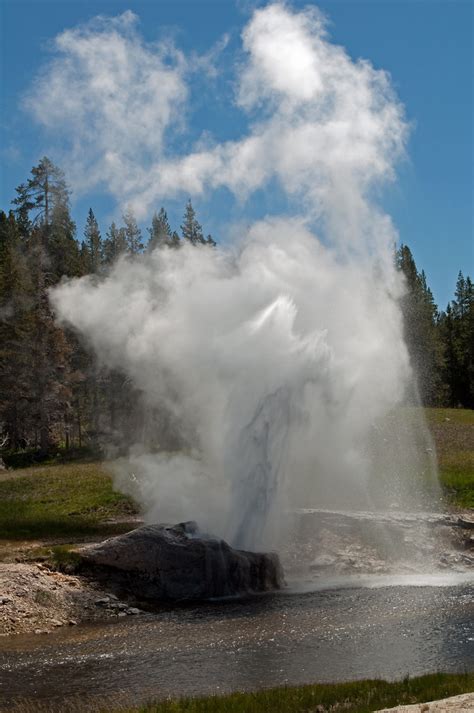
<box><xmin>0</xmin><ymin>562</ymin><xmax>142</xmax><ymax>636</ymax></box>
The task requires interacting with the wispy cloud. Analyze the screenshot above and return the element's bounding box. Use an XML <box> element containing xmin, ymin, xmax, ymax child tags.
<box><xmin>24</xmin><ymin>10</ymin><xmax>188</xmax><ymax>214</ymax></box>
<box><xmin>25</xmin><ymin>2</ymin><xmax>407</xmax><ymax>237</ymax></box>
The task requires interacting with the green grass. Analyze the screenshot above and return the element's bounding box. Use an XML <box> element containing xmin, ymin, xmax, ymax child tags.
<box><xmin>439</xmin><ymin>461</ymin><xmax>474</xmax><ymax>508</ymax></box>
<box><xmin>125</xmin><ymin>673</ymin><xmax>474</xmax><ymax>713</ymax></box>
<box><xmin>133</xmin><ymin>673</ymin><xmax>474</xmax><ymax>713</ymax></box>
<box><xmin>425</xmin><ymin>408</ymin><xmax>474</xmax><ymax>426</ymax></box>
<box><xmin>425</xmin><ymin>408</ymin><xmax>474</xmax><ymax>509</ymax></box>
<box><xmin>10</xmin><ymin>673</ymin><xmax>474</xmax><ymax>713</ymax></box>
<box><xmin>0</xmin><ymin>462</ymin><xmax>139</xmax><ymax>540</ymax></box>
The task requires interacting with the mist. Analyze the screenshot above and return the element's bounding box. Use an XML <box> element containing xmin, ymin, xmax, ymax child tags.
<box><xmin>50</xmin><ymin>3</ymin><xmax>439</xmax><ymax>552</ymax></box>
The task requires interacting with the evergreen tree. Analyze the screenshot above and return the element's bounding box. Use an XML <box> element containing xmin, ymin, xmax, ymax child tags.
<box><xmin>148</xmin><ymin>207</ymin><xmax>173</xmax><ymax>250</ymax></box>
<box><xmin>12</xmin><ymin>183</ymin><xmax>33</xmax><ymax>239</ymax></box>
<box><xmin>13</xmin><ymin>156</ymin><xmax>80</xmax><ymax>281</ymax></box>
<box><xmin>170</xmin><ymin>231</ymin><xmax>181</xmax><ymax>248</ymax></box>
<box><xmin>10</xmin><ymin>158</ymin><xmax>78</xmax><ymax>452</ymax></box>
<box><xmin>27</xmin><ymin>225</ymin><xmax>73</xmax><ymax>453</ymax></box>
<box><xmin>13</xmin><ymin>157</ymin><xmax>68</xmax><ymax>229</ymax></box>
<box><xmin>439</xmin><ymin>271</ymin><xmax>474</xmax><ymax>407</ymax></box>
<box><xmin>103</xmin><ymin>221</ymin><xmax>128</xmax><ymax>265</ymax></box>
<box><xmin>123</xmin><ymin>209</ymin><xmax>143</xmax><ymax>255</ymax></box>
<box><xmin>396</xmin><ymin>244</ymin><xmax>445</xmax><ymax>405</ymax></box>
<box><xmin>0</xmin><ymin>212</ymin><xmax>35</xmax><ymax>449</ymax></box>
<box><xmin>83</xmin><ymin>208</ymin><xmax>103</xmax><ymax>273</ymax></box>
<box><xmin>181</xmin><ymin>200</ymin><xmax>205</xmax><ymax>246</ymax></box>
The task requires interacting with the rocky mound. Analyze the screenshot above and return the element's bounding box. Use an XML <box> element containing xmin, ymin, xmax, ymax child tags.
<box><xmin>79</xmin><ymin>521</ymin><xmax>284</xmax><ymax>601</ymax></box>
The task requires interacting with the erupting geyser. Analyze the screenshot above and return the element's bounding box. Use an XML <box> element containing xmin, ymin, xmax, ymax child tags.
<box><xmin>51</xmin><ymin>3</ymin><xmax>440</xmax><ymax>559</ymax></box>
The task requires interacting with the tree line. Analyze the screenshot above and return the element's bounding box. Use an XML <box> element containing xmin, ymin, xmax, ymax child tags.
<box><xmin>0</xmin><ymin>157</ymin><xmax>472</xmax><ymax>462</ymax></box>
<box><xmin>0</xmin><ymin>157</ymin><xmax>215</xmax><ymax>462</ymax></box>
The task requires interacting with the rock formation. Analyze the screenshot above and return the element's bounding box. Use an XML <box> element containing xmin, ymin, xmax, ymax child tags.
<box><xmin>79</xmin><ymin>521</ymin><xmax>284</xmax><ymax>601</ymax></box>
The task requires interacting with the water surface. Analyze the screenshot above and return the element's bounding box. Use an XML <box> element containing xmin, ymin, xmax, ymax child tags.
<box><xmin>1</xmin><ymin>581</ymin><xmax>473</xmax><ymax>710</ymax></box>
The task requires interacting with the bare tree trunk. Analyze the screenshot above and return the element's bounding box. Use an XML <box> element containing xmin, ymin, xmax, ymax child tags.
<box><xmin>65</xmin><ymin>413</ymin><xmax>70</xmax><ymax>450</ymax></box>
<box><xmin>78</xmin><ymin>411</ymin><xmax>82</xmax><ymax>449</ymax></box>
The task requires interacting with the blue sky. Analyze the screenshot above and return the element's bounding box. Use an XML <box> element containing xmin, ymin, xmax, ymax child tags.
<box><xmin>1</xmin><ymin>0</ymin><xmax>472</xmax><ymax>309</ymax></box>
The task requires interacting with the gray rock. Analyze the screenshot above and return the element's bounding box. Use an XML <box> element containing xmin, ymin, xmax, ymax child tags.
<box><xmin>108</xmin><ymin>602</ymin><xmax>128</xmax><ymax>610</ymax></box>
<box><xmin>80</xmin><ymin>521</ymin><xmax>283</xmax><ymax>602</ymax></box>
<box><xmin>457</xmin><ymin>515</ymin><xmax>474</xmax><ymax>530</ymax></box>
<box><xmin>94</xmin><ymin>597</ymin><xmax>110</xmax><ymax>606</ymax></box>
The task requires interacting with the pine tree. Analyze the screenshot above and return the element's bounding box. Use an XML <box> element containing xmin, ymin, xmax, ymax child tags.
<box><xmin>12</xmin><ymin>183</ymin><xmax>33</xmax><ymax>239</ymax></box>
<box><xmin>28</xmin><ymin>225</ymin><xmax>73</xmax><ymax>453</ymax></box>
<box><xmin>170</xmin><ymin>231</ymin><xmax>181</xmax><ymax>248</ymax></box>
<box><xmin>10</xmin><ymin>158</ymin><xmax>78</xmax><ymax>453</ymax></box>
<box><xmin>0</xmin><ymin>212</ymin><xmax>35</xmax><ymax>449</ymax></box>
<box><xmin>148</xmin><ymin>208</ymin><xmax>173</xmax><ymax>250</ymax></box>
<box><xmin>439</xmin><ymin>271</ymin><xmax>474</xmax><ymax>407</ymax></box>
<box><xmin>83</xmin><ymin>209</ymin><xmax>103</xmax><ymax>273</ymax></box>
<box><xmin>181</xmin><ymin>200</ymin><xmax>205</xmax><ymax>246</ymax></box>
<box><xmin>123</xmin><ymin>209</ymin><xmax>143</xmax><ymax>255</ymax></box>
<box><xmin>396</xmin><ymin>245</ymin><xmax>445</xmax><ymax>405</ymax></box>
<box><xmin>13</xmin><ymin>156</ymin><xmax>80</xmax><ymax>281</ymax></box>
<box><xmin>103</xmin><ymin>222</ymin><xmax>128</xmax><ymax>265</ymax></box>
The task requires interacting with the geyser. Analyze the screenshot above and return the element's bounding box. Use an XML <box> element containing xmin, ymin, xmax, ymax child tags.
<box><xmin>50</xmin><ymin>3</ymin><xmax>440</xmax><ymax>555</ymax></box>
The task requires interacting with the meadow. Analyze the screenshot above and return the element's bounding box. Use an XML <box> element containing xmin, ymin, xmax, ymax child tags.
<box><xmin>0</xmin><ymin>408</ymin><xmax>472</xmax><ymax>548</ymax></box>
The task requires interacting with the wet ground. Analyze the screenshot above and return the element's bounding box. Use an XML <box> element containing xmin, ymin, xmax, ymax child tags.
<box><xmin>1</xmin><ymin>578</ymin><xmax>473</xmax><ymax>710</ymax></box>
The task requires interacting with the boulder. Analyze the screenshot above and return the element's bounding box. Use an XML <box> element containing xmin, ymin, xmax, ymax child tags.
<box><xmin>79</xmin><ymin>522</ymin><xmax>283</xmax><ymax>601</ymax></box>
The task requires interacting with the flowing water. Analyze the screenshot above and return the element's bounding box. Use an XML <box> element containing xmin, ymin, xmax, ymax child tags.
<box><xmin>1</xmin><ymin>510</ymin><xmax>473</xmax><ymax>711</ymax></box>
<box><xmin>1</xmin><ymin>581</ymin><xmax>473</xmax><ymax>710</ymax></box>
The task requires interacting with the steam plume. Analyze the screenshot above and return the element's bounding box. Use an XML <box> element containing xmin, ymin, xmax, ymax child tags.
<box><xmin>50</xmin><ymin>4</ymin><xmax>437</xmax><ymax>550</ymax></box>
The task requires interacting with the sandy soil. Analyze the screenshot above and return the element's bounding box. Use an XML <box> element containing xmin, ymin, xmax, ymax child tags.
<box><xmin>0</xmin><ymin>562</ymin><xmax>139</xmax><ymax>636</ymax></box>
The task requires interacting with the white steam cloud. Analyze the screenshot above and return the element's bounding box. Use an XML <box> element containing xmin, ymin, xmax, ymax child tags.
<box><xmin>27</xmin><ymin>3</ymin><xmax>406</xmax><ymax>224</ymax></box>
<box><xmin>47</xmin><ymin>4</ymin><xmax>433</xmax><ymax>550</ymax></box>
<box><xmin>53</xmin><ymin>221</ymin><xmax>411</xmax><ymax>548</ymax></box>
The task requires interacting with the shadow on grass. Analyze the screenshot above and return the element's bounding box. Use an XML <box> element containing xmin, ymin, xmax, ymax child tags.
<box><xmin>0</xmin><ymin>513</ymin><xmax>136</xmax><ymax>540</ymax></box>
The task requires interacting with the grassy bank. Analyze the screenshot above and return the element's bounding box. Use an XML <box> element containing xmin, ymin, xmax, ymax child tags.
<box><xmin>131</xmin><ymin>673</ymin><xmax>474</xmax><ymax>713</ymax></box>
<box><xmin>9</xmin><ymin>673</ymin><xmax>474</xmax><ymax>713</ymax></box>
<box><xmin>426</xmin><ymin>408</ymin><xmax>474</xmax><ymax>508</ymax></box>
<box><xmin>0</xmin><ymin>462</ymin><xmax>139</xmax><ymax>540</ymax></box>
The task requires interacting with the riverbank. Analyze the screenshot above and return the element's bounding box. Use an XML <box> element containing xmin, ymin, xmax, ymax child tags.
<box><xmin>4</xmin><ymin>673</ymin><xmax>474</xmax><ymax>712</ymax></box>
<box><xmin>0</xmin><ymin>562</ymin><xmax>148</xmax><ymax>636</ymax></box>
<box><xmin>0</xmin><ymin>462</ymin><xmax>144</xmax><ymax>635</ymax></box>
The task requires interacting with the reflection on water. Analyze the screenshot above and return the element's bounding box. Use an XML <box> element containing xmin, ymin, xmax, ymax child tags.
<box><xmin>0</xmin><ymin>583</ymin><xmax>473</xmax><ymax>710</ymax></box>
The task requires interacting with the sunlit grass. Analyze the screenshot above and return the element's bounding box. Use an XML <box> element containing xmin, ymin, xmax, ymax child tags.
<box><xmin>425</xmin><ymin>408</ymin><xmax>474</xmax><ymax>509</ymax></box>
<box><xmin>0</xmin><ymin>462</ymin><xmax>139</xmax><ymax>540</ymax></box>
<box><xmin>425</xmin><ymin>408</ymin><xmax>474</xmax><ymax>426</ymax></box>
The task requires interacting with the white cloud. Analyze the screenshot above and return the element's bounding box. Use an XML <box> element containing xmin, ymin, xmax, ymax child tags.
<box><xmin>26</xmin><ymin>2</ymin><xmax>407</xmax><ymax>236</ymax></box>
<box><xmin>25</xmin><ymin>10</ymin><xmax>188</xmax><ymax>215</ymax></box>
<box><xmin>238</xmin><ymin>3</ymin><xmax>327</xmax><ymax>108</ymax></box>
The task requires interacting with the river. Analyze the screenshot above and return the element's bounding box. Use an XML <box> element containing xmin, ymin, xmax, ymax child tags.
<box><xmin>1</xmin><ymin>577</ymin><xmax>473</xmax><ymax>710</ymax></box>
